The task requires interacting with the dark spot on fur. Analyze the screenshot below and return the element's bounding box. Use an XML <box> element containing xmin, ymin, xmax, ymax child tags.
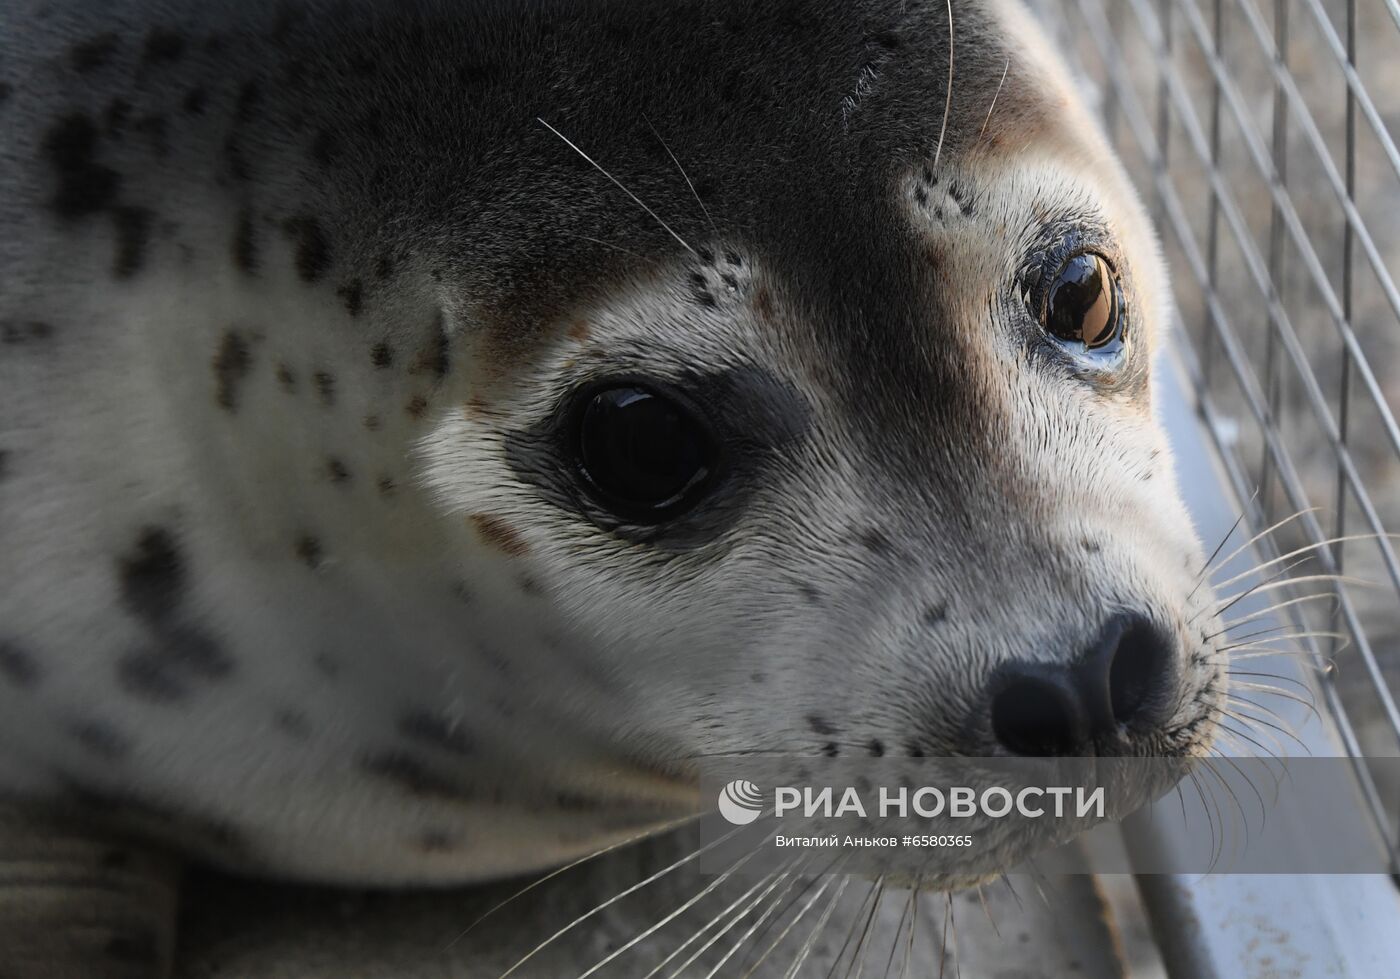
<box><xmin>338</xmin><ymin>280</ymin><xmax>363</xmax><ymax>316</ymax></box>
<box><xmin>857</xmin><ymin>527</ymin><xmax>894</xmax><ymax>556</ymax></box>
<box><xmin>470</xmin><ymin>513</ymin><xmax>529</xmax><ymax>556</ymax></box>
<box><xmin>364</xmin><ymin>415</ymin><xmax>381</xmax><ymax>431</ymax></box>
<box><xmin>276</xmin><ymin>364</ymin><xmax>297</xmax><ymax>391</ymax></box>
<box><xmin>1081</xmin><ymin>538</ymin><xmax>1102</xmax><ymax>554</ymax></box>
<box><xmin>923</xmin><ymin>602</ymin><xmax>948</xmax><ymax>627</ymax></box>
<box><xmin>518</xmin><ymin>575</ymin><xmax>543</xmax><ymax>596</ymax></box>
<box><xmin>312</xmin><ymin>651</ymin><xmax>340</xmax><ymax>678</ymax></box>
<box><xmin>411</xmin><ymin>313</ymin><xmax>450</xmax><ymax>377</ymax></box>
<box><xmin>374</xmin><ymin>252</ymin><xmax>395</xmax><ymax>280</ymax></box>
<box><xmin>142</xmin><ymin>28</ymin><xmax>185</xmax><ymax>64</ymax></box>
<box><xmin>405</xmin><ymin>394</ymin><xmax>428</xmax><ymax>418</ymax></box>
<box><xmin>359</xmin><ymin>751</ymin><xmax>473</xmax><ymax>800</ymax></box>
<box><xmin>796</xmin><ymin>582</ymin><xmax>822</xmax><ymax>606</ymax></box>
<box><xmin>117</xmin><ymin>627</ymin><xmax>232</xmax><ymax>703</ymax></box>
<box><xmin>232</xmin><ymin>209</ymin><xmax>258</xmax><ymax>273</ymax></box>
<box><xmin>283</xmin><ymin>216</ymin><xmax>331</xmax><ymax>282</ymax></box>
<box><xmin>43</xmin><ymin>112</ymin><xmax>120</xmax><ymax>218</ymax></box>
<box><xmin>273</xmin><ymin>709</ymin><xmax>311</xmax><ymax>739</ymax></box>
<box><xmin>325</xmin><ymin>457</ymin><xmax>350</xmax><ymax>484</ymax></box>
<box><xmin>822</xmin><ymin>742</ymin><xmax>840</xmax><ymax>758</ymax></box>
<box><xmin>750</xmin><ymin>671</ymin><xmax>766</xmax><ymax>683</ymax></box>
<box><xmin>71</xmin><ymin>34</ymin><xmax>120</xmax><ymax>72</ymax></box>
<box><xmin>235</xmin><ymin>81</ymin><xmax>261</xmax><ymax>122</ymax></box>
<box><xmin>69</xmin><ymin>720</ymin><xmax>131</xmax><ymax>759</ymax></box>
<box><xmin>182</xmin><ymin>87</ymin><xmax>207</xmax><ymax>115</ymax></box>
<box><xmin>807</xmin><ymin>715</ymin><xmax>837</xmax><ymax>736</ymax></box>
<box><xmin>868</xmin><ymin>739</ymin><xmax>886</xmax><ymax>757</ymax></box>
<box><xmin>904</xmin><ymin>742</ymin><xmax>925</xmax><ymax>758</ymax></box>
<box><xmin>376</xmin><ymin>475</ymin><xmax>395</xmax><ymax>495</ymax></box>
<box><xmin>117</xmin><ymin>527</ymin><xmax>184</xmax><ymax>625</ymax></box>
<box><xmin>313</xmin><ymin>371</ymin><xmax>335</xmax><ymax>404</ymax></box>
<box><xmin>0</xmin><ymin>641</ymin><xmax>41</xmax><ymax>687</ymax></box>
<box><xmin>111</xmin><ymin>206</ymin><xmax>152</xmax><ymax>278</ymax></box>
<box><xmin>398</xmin><ymin>710</ymin><xmax>474</xmax><ymax>756</ymax></box>
<box><xmin>370</xmin><ymin>342</ymin><xmax>392</xmax><ymax>367</ymax></box>
<box><xmin>1</xmin><ymin>320</ymin><xmax>55</xmax><ymax>344</ymax></box>
<box><xmin>212</xmin><ymin>330</ymin><xmax>253</xmax><ymax>412</ymax></box>
<box><xmin>295</xmin><ymin>535</ymin><xmax>322</xmax><ymax>569</ymax></box>
<box><xmin>0</xmin><ymin>82</ymin><xmax>12</xmax><ymax>103</ymax></box>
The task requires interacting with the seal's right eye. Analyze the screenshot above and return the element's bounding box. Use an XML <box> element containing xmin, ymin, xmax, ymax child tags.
<box><xmin>573</xmin><ymin>383</ymin><xmax>719</xmax><ymax>522</ymax></box>
<box><xmin>1040</xmin><ymin>252</ymin><xmax>1124</xmax><ymax>352</ymax></box>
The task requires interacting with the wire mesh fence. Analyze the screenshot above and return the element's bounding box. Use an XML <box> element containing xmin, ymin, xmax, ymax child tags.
<box><xmin>1032</xmin><ymin>0</ymin><xmax>1400</xmax><ymax>867</ymax></box>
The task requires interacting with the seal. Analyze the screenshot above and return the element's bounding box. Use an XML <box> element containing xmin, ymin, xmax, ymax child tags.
<box><xmin>0</xmin><ymin>0</ymin><xmax>1228</xmax><ymax>974</ymax></box>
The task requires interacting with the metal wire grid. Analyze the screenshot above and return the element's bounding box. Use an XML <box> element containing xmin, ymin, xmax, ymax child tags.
<box><xmin>1030</xmin><ymin>0</ymin><xmax>1400</xmax><ymax>868</ymax></box>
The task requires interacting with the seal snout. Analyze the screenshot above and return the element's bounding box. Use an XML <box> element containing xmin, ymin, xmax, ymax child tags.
<box><xmin>988</xmin><ymin>614</ymin><xmax>1176</xmax><ymax>756</ymax></box>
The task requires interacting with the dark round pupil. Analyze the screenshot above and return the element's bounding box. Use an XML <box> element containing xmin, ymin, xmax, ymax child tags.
<box><xmin>1045</xmin><ymin>254</ymin><xmax>1117</xmax><ymax>349</ymax></box>
<box><xmin>579</xmin><ymin>387</ymin><xmax>710</xmax><ymax>510</ymax></box>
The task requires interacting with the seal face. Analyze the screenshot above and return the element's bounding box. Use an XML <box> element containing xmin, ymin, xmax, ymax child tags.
<box><xmin>0</xmin><ymin>0</ymin><xmax>1224</xmax><ymax>888</ymax></box>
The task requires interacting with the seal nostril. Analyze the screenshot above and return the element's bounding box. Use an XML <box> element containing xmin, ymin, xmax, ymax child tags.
<box><xmin>990</xmin><ymin>675</ymin><xmax>1083</xmax><ymax>757</ymax></box>
<box><xmin>1106</xmin><ymin>617</ymin><xmax>1173</xmax><ymax>728</ymax></box>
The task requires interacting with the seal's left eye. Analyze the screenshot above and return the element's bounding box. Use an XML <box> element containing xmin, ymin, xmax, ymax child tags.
<box><xmin>1042</xmin><ymin>252</ymin><xmax>1123</xmax><ymax>351</ymax></box>
<box><xmin>575</xmin><ymin>384</ymin><xmax>718</xmax><ymax>522</ymax></box>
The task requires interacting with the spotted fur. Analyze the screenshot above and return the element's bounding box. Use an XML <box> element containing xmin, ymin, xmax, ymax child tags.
<box><xmin>1</xmin><ymin>0</ymin><xmax>1225</xmax><ymax>974</ymax></box>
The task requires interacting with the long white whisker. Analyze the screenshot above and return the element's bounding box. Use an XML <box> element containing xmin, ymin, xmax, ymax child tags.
<box><xmin>933</xmin><ymin>0</ymin><xmax>955</xmax><ymax>170</ymax></box>
<box><xmin>978</xmin><ymin>57</ymin><xmax>1010</xmax><ymax>141</ymax></box>
<box><xmin>1210</xmin><ymin>533</ymin><xmax>1400</xmax><ymax>592</ymax></box>
<box><xmin>1201</xmin><ymin>506</ymin><xmax>1322</xmax><ymax>582</ymax></box>
<box><xmin>499</xmin><ymin>821</ymin><xmax>748</xmax><ymax>977</ymax></box>
<box><xmin>538</xmin><ymin>117</ymin><xmax>697</xmax><ymax>256</ymax></box>
<box><xmin>741</xmin><ymin>861</ymin><xmax>846</xmax><ymax>979</ymax></box>
<box><xmin>576</xmin><ymin>845</ymin><xmax>763</xmax><ymax>978</ymax></box>
<box><xmin>784</xmin><ymin>874</ymin><xmax>852</xmax><ymax>979</ymax></box>
<box><xmin>445</xmin><ymin>813</ymin><xmax>697</xmax><ymax>949</ymax></box>
<box><xmin>644</xmin><ymin>114</ymin><xmax>718</xmax><ymax>236</ymax></box>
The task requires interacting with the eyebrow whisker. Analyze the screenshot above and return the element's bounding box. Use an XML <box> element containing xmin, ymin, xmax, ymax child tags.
<box><xmin>538</xmin><ymin>117</ymin><xmax>697</xmax><ymax>256</ymax></box>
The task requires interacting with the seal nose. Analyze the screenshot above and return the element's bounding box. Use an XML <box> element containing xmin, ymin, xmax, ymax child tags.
<box><xmin>989</xmin><ymin>615</ymin><xmax>1175</xmax><ymax>756</ymax></box>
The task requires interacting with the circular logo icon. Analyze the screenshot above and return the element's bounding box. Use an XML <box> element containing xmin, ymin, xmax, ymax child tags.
<box><xmin>717</xmin><ymin>779</ymin><xmax>764</xmax><ymax>825</ymax></box>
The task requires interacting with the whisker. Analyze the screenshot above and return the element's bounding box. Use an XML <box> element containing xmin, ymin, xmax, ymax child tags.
<box><xmin>1209</xmin><ymin>574</ymin><xmax>1370</xmax><ymax>624</ymax></box>
<box><xmin>1198</xmin><ymin>505</ymin><xmax>1321</xmax><ymax>585</ymax></box>
<box><xmin>741</xmin><ymin>858</ymin><xmax>846</xmax><ymax>978</ymax></box>
<box><xmin>1206</xmin><ymin>593</ymin><xmax>1342</xmax><ymax>639</ymax></box>
<box><xmin>978</xmin><ymin>57</ymin><xmax>1010</xmax><ymax>141</ymax></box>
<box><xmin>844</xmin><ymin>876</ymin><xmax>885</xmax><ymax>979</ymax></box>
<box><xmin>825</xmin><ymin>879</ymin><xmax>882</xmax><ymax>979</ymax></box>
<box><xmin>499</xmin><ymin>821</ymin><xmax>750</xmax><ymax>977</ymax></box>
<box><xmin>644</xmin><ymin>114</ymin><xmax>718</xmax><ymax>237</ymax></box>
<box><xmin>702</xmin><ymin>862</ymin><xmax>811</xmax><ymax>979</ymax></box>
<box><xmin>444</xmin><ymin>813</ymin><xmax>697</xmax><ymax>949</ymax></box>
<box><xmin>537</xmin><ymin>117</ymin><xmax>697</xmax><ymax>256</ymax></box>
<box><xmin>1192</xmin><ymin>487</ymin><xmax>1258</xmax><ymax>587</ymax></box>
<box><xmin>575</xmin><ymin>844</ymin><xmax>763</xmax><ymax>978</ymax></box>
<box><xmin>899</xmin><ymin>883</ymin><xmax>921</xmax><ymax>979</ymax></box>
<box><xmin>783</xmin><ymin>872</ymin><xmax>852</xmax><ymax>979</ymax></box>
<box><xmin>933</xmin><ymin>0</ymin><xmax>955</xmax><ymax>170</ymax></box>
<box><xmin>663</xmin><ymin>861</ymin><xmax>801</xmax><ymax>979</ymax></box>
<box><xmin>1210</xmin><ymin>533</ymin><xmax>1400</xmax><ymax>592</ymax></box>
<box><xmin>1219</xmin><ymin>629</ymin><xmax>1347</xmax><ymax>651</ymax></box>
